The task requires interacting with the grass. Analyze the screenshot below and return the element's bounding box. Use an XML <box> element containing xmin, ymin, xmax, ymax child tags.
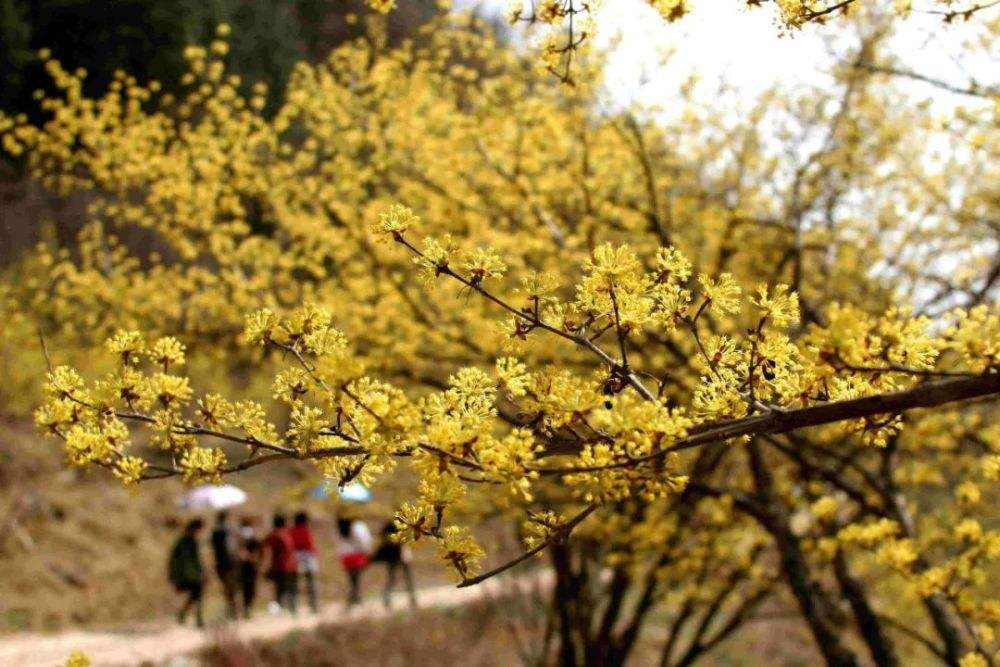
<box><xmin>0</xmin><ymin>417</ymin><xmax>463</xmax><ymax>634</ymax></box>
<box><xmin>201</xmin><ymin>599</ymin><xmax>524</xmax><ymax>667</ymax></box>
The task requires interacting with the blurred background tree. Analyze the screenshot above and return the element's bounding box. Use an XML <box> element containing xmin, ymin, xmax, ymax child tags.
<box><xmin>0</xmin><ymin>0</ymin><xmax>441</xmax><ymax>121</ymax></box>
<box><xmin>0</xmin><ymin>0</ymin><xmax>442</xmax><ymax>262</ymax></box>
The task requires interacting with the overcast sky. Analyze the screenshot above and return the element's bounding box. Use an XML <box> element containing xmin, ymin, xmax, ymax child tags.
<box><xmin>458</xmin><ymin>0</ymin><xmax>996</xmax><ymax>113</ymax></box>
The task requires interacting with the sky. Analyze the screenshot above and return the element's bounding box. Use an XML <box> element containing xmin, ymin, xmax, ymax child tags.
<box><xmin>456</xmin><ymin>0</ymin><xmax>996</xmax><ymax>113</ymax></box>
<box><xmin>450</xmin><ymin>0</ymin><xmax>998</xmax><ymax>310</ymax></box>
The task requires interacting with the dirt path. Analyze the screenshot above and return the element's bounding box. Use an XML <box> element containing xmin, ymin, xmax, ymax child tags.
<box><xmin>0</xmin><ymin>571</ymin><xmax>551</xmax><ymax>666</ymax></box>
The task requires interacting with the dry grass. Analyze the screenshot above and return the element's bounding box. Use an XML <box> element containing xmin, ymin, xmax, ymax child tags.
<box><xmin>0</xmin><ymin>418</ymin><xmax>464</xmax><ymax>634</ymax></box>
<box><xmin>197</xmin><ymin>592</ymin><xmax>829</xmax><ymax>667</ymax></box>
<box><xmin>200</xmin><ymin>599</ymin><xmax>524</xmax><ymax>667</ymax></box>
<box><xmin>0</xmin><ymin>418</ymin><xmax>180</xmax><ymax>632</ymax></box>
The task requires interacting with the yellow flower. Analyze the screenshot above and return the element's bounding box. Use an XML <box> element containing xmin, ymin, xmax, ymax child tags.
<box><xmin>148</xmin><ymin>336</ymin><xmax>186</xmax><ymax>370</ymax></box>
<box><xmin>377</xmin><ymin>204</ymin><xmax>419</xmax><ymax>236</ymax></box>
<box><xmin>287</xmin><ymin>404</ymin><xmax>326</xmax><ymax>452</ymax></box>
<box><xmin>810</xmin><ymin>495</ymin><xmax>839</xmax><ymax>522</ymax></box>
<box><xmin>436</xmin><ymin>525</ymin><xmax>485</xmax><ymax>580</ymax></box>
<box><xmin>698</xmin><ymin>273</ymin><xmax>741</xmax><ymax>315</ymax></box>
<box><xmin>244</xmin><ymin>308</ymin><xmax>279</xmax><ymax>345</ymax></box>
<box><xmin>954</xmin><ymin>519</ymin><xmax>982</xmax><ymax>542</ymax></box>
<box><xmin>958</xmin><ymin>653</ymin><xmax>988</xmax><ymax>667</ymax></box>
<box><xmin>394</xmin><ymin>502</ymin><xmax>431</xmax><ymax>542</ymax></box>
<box><xmin>273</xmin><ymin>368</ymin><xmax>311</xmax><ymax>404</ymax></box>
<box><xmin>877</xmin><ymin>538</ymin><xmax>918</xmax><ymax>572</ymax></box>
<box><xmin>914</xmin><ymin>565</ymin><xmax>950</xmax><ymax>598</ymax></box>
<box><xmin>463</xmin><ymin>247</ymin><xmax>507</xmax><ymax>284</ymax></box>
<box><xmin>145</xmin><ymin>373</ymin><xmax>193</xmax><ymax>408</ymax></box>
<box><xmin>7</xmin><ymin>14</ymin><xmax>1000</xmax><ymax>645</ymax></box>
<box><xmin>495</xmin><ymin>357</ymin><xmax>529</xmax><ymax>397</ymax></box>
<box><xmin>65</xmin><ymin>651</ymin><xmax>91</xmax><ymax>667</ymax></box>
<box><xmin>838</xmin><ymin>519</ymin><xmax>899</xmax><ymax>546</ymax></box>
<box><xmin>106</xmin><ymin>330</ymin><xmax>145</xmax><ymax>364</ymax></box>
<box><xmin>649</xmin><ymin>0</ymin><xmax>689</xmax><ymax>22</ymax></box>
<box><xmin>653</xmin><ymin>246</ymin><xmax>692</xmax><ymax>283</ymax></box>
<box><xmin>46</xmin><ymin>366</ymin><xmax>84</xmax><ymax>399</ymax></box>
<box><xmin>180</xmin><ymin>447</ymin><xmax>226</xmax><ymax>483</ymax></box>
<box><xmin>752</xmin><ymin>284</ymin><xmax>800</xmax><ymax>329</ymax></box>
<box><xmin>416</xmin><ymin>234</ymin><xmax>461</xmax><ymax>281</ymax></box>
<box><xmin>366</xmin><ymin>0</ymin><xmax>396</xmax><ymax>13</ymax></box>
<box><xmin>982</xmin><ymin>455</ymin><xmax>1000</xmax><ymax>481</ymax></box>
<box><xmin>114</xmin><ymin>456</ymin><xmax>147</xmax><ymax>487</ymax></box>
<box><xmin>956</xmin><ymin>481</ymin><xmax>982</xmax><ymax>506</ymax></box>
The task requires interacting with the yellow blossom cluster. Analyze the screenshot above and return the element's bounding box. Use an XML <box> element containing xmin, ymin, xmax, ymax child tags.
<box><xmin>4</xmin><ymin>10</ymin><xmax>1000</xmax><ymax>663</ymax></box>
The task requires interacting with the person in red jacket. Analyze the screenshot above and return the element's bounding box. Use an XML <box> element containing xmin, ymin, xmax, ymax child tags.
<box><xmin>290</xmin><ymin>511</ymin><xmax>319</xmax><ymax>613</ymax></box>
<box><xmin>263</xmin><ymin>514</ymin><xmax>298</xmax><ymax>614</ymax></box>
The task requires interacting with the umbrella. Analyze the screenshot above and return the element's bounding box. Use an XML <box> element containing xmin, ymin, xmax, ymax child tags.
<box><xmin>308</xmin><ymin>484</ymin><xmax>329</xmax><ymax>500</ymax></box>
<box><xmin>306</xmin><ymin>481</ymin><xmax>371</xmax><ymax>503</ymax></box>
<box><xmin>338</xmin><ymin>482</ymin><xmax>371</xmax><ymax>503</ymax></box>
<box><xmin>179</xmin><ymin>484</ymin><xmax>247</xmax><ymax>511</ymax></box>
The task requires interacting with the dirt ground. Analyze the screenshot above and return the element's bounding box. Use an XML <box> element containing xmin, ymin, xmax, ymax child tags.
<box><xmin>0</xmin><ymin>417</ymin><xmax>516</xmax><ymax>634</ymax></box>
<box><xmin>0</xmin><ymin>573</ymin><xmax>551</xmax><ymax>666</ymax></box>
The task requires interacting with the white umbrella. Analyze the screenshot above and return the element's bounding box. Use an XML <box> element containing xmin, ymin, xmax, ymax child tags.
<box><xmin>178</xmin><ymin>484</ymin><xmax>247</xmax><ymax>511</ymax></box>
<box><xmin>338</xmin><ymin>482</ymin><xmax>371</xmax><ymax>503</ymax></box>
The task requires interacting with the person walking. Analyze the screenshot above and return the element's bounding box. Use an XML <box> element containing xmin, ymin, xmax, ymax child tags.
<box><xmin>238</xmin><ymin>516</ymin><xmax>262</xmax><ymax>618</ymax></box>
<box><xmin>168</xmin><ymin>518</ymin><xmax>206</xmax><ymax>628</ymax></box>
<box><xmin>290</xmin><ymin>511</ymin><xmax>320</xmax><ymax>613</ymax></box>
<box><xmin>336</xmin><ymin>517</ymin><xmax>373</xmax><ymax>608</ymax></box>
<box><xmin>210</xmin><ymin>511</ymin><xmax>239</xmax><ymax>619</ymax></box>
<box><xmin>263</xmin><ymin>514</ymin><xmax>298</xmax><ymax>613</ymax></box>
<box><xmin>373</xmin><ymin>520</ymin><xmax>417</xmax><ymax>609</ymax></box>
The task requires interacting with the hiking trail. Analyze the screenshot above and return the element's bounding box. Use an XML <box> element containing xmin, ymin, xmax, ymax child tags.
<box><xmin>0</xmin><ymin>572</ymin><xmax>550</xmax><ymax>666</ymax></box>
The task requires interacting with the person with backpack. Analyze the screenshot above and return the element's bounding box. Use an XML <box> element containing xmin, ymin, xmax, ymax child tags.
<box><xmin>210</xmin><ymin>511</ymin><xmax>239</xmax><ymax>619</ymax></box>
<box><xmin>238</xmin><ymin>516</ymin><xmax>262</xmax><ymax>618</ymax></box>
<box><xmin>263</xmin><ymin>514</ymin><xmax>298</xmax><ymax>613</ymax></box>
<box><xmin>335</xmin><ymin>517</ymin><xmax>373</xmax><ymax>608</ymax></box>
<box><xmin>290</xmin><ymin>511</ymin><xmax>320</xmax><ymax>613</ymax></box>
<box><xmin>373</xmin><ymin>520</ymin><xmax>417</xmax><ymax>609</ymax></box>
<box><xmin>168</xmin><ymin>518</ymin><xmax>206</xmax><ymax>628</ymax></box>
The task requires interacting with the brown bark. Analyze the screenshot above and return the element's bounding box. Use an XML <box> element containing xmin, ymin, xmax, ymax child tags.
<box><xmin>833</xmin><ymin>550</ymin><xmax>899</xmax><ymax>667</ymax></box>
<box><xmin>540</xmin><ymin>374</ymin><xmax>1000</xmax><ymax>464</ymax></box>
<box><xmin>747</xmin><ymin>442</ymin><xmax>859</xmax><ymax>667</ymax></box>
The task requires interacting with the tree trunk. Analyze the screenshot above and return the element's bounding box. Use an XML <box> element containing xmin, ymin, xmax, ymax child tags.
<box><xmin>551</xmin><ymin>542</ymin><xmax>583</xmax><ymax>667</ymax></box>
<box><xmin>881</xmin><ymin>442</ymin><xmax>966</xmax><ymax>666</ymax></box>
<box><xmin>747</xmin><ymin>442</ymin><xmax>859</xmax><ymax>667</ymax></box>
<box><xmin>833</xmin><ymin>549</ymin><xmax>899</xmax><ymax>667</ymax></box>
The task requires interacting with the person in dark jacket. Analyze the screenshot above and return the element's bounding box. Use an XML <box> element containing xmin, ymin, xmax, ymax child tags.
<box><xmin>238</xmin><ymin>516</ymin><xmax>262</xmax><ymax>618</ymax></box>
<box><xmin>168</xmin><ymin>519</ymin><xmax>205</xmax><ymax>628</ymax></box>
<box><xmin>211</xmin><ymin>511</ymin><xmax>239</xmax><ymax>619</ymax></box>
<box><xmin>373</xmin><ymin>521</ymin><xmax>417</xmax><ymax>609</ymax></box>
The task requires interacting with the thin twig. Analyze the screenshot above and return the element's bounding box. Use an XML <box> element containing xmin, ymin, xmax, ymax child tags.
<box><xmin>457</xmin><ymin>503</ymin><xmax>598</xmax><ymax>587</ymax></box>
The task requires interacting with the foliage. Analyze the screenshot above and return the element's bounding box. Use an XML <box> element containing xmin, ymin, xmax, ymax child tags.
<box><xmin>2</xmin><ymin>6</ymin><xmax>1000</xmax><ymax>666</ymax></box>
<box><xmin>64</xmin><ymin>651</ymin><xmax>90</xmax><ymax>667</ymax></box>
<box><xmin>0</xmin><ymin>0</ymin><xmax>440</xmax><ymax>120</ymax></box>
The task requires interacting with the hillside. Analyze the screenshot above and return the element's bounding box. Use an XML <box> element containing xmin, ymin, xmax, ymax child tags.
<box><xmin>0</xmin><ymin>418</ymin><xmax>474</xmax><ymax>634</ymax></box>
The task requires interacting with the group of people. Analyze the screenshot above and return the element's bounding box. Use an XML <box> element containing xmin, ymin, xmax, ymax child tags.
<box><xmin>167</xmin><ymin>511</ymin><xmax>416</xmax><ymax>628</ymax></box>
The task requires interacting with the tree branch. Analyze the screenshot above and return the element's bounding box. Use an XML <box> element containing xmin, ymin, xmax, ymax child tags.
<box><xmin>535</xmin><ymin>373</ymin><xmax>1000</xmax><ymax>472</ymax></box>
